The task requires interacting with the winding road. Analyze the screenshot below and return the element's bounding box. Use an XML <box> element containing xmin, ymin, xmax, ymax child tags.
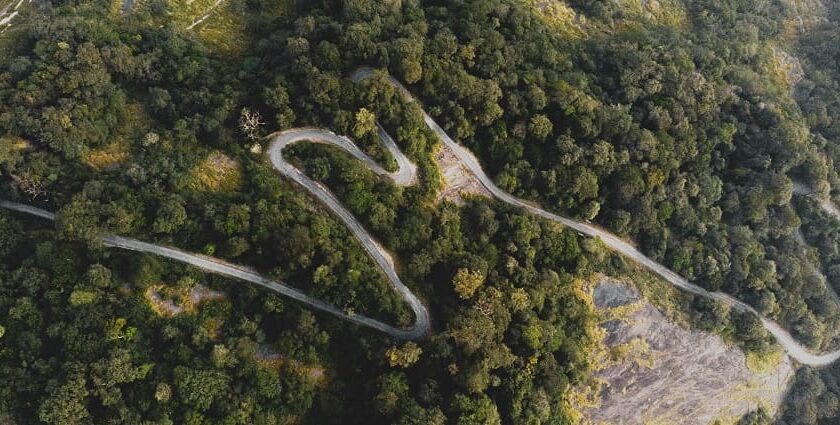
<box><xmin>0</xmin><ymin>198</ymin><xmax>427</xmax><ymax>339</ymax></box>
<box><xmin>4</xmin><ymin>68</ymin><xmax>840</xmax><ymax>365</ymax></box>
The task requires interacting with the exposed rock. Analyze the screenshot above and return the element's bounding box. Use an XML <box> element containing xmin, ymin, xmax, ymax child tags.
<box><xmin>581</xmin><ymin>278</ymin><xmax>794</xmax><ymax>425</ymax></box>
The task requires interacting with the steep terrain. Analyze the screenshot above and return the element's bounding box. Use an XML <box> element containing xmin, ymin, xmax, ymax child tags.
<box><xmin>582</xmin><ymin>279</ymin><xmax>794</xmax><ymax>425</ymax></box>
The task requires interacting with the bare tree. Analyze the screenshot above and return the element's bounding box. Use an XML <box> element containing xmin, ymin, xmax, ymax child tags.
<box><xmin>239</xmin><ymin>108</ymin><xmax>265</xmax><ymax>141</ymax></box>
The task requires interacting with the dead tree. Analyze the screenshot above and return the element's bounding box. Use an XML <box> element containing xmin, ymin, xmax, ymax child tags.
<box><xmin>239</xmin><ymin>108</ymin><xmax>265</xmax><ymax>141</ymax></box>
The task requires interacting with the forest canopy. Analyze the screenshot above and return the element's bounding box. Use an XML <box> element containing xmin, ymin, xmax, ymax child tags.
<box><xmin>0</xmin><ymin>0</ymin><xmax>839</xmax><ymax>424</ymax></box>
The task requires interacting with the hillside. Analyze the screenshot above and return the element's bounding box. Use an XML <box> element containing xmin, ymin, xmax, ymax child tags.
<box><xmin>3</xmin><ymin>0</ymin><xmax>840</xmax><ymax>424</ymax></box>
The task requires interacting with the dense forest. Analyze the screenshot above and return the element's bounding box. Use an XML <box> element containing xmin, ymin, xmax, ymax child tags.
<box><xmin>1</xmin><ymin>0</ymin><xmax>840</xmax><ymax>423</ymax></box>
<box><xmin>771</xmin><ymin>2</ymin><xmax>840</xmax><ymax>424</ymax></box>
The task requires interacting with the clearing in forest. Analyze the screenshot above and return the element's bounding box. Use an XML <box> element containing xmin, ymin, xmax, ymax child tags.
<box><xmin>187</xmin><ymin>150</ymin><xmax>243</xmax><ymax>193</ymax></box>
<box><xmin>144</xmin><ymin>283</ymin><xmax>225</xmax><ymax>317</ymax></box>
<box><xmin>433</xmin><ymin>142</ymin><xmax>491</xmax><ymax>205</ymax></box>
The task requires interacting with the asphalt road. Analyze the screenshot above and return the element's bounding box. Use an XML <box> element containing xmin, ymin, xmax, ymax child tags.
<box><xmin>265</xmin><ymin>127</ymin><xmax>427</xmax><ymax>339</ymax></box>
<box><xmin>4</xmin><ymin>69</ymin><xmax>840</xmax><ymax>365</ymax></box>
<box><xmin>0</xmin><ymin>199</ymin><xmax>426</xmax><ymax>338</ymax></box>
<box><xmin>351</xmin><ymin>67</ymin><xmax>840</xmax><ymax>366</ymax></box>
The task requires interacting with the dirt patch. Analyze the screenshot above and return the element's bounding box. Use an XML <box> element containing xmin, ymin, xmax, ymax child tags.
<box><xmin>433</xmin><ymin>143</ymin><xmax>491</xmax><ymax>205</ymax></box>
<box><xmin>577</xmin><ymin>278</ymin><xmax>794</xmax><ymax>425</ymax></box>
<box><xmin>145</xmin><ymin>283</ymin><xmax>224</xmax><ymax>317</ymax></box>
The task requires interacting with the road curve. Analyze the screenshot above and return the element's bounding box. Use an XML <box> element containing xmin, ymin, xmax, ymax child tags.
<box><xmin>351</xmin><ymin>67</ymin><xmax>840</xmax><ymax>366</ymax></box>
<box><xmin>0</xmin><ymin>199</ymin><xmax>427</xmax><ymax>338</ymax></box>
<box><xmin>0</xmin><ymin>118</ymin><xmax>431</xmax><ymax>341</ymax></box>
<box><xmin>5</xmin><ymin>69</ymin><xmax>840</xmax><ymax>364</ymax></box>
<box><xmin>792</xmin><ymin>183</ymin><xmax>840</xmax><ymax>329</ymax></box>
<box><xmin>266</xmin><ymin>127</ymin><xmax>427</xmax><ymax>339</ymax></box>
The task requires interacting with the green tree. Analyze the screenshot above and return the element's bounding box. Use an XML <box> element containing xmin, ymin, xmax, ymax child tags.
<box><xmin>174</xmin><ymin>367</ymin><xmax>230</xmax><ymax>411</ymax></box>
<box><xmin>386</xmin><ymin>342</ymin><xmax>423</xmax><ymax>368</ymax></box>
<box><xmin>56</xmin><ymin>197</ymin><xmax>100</xmax><ymax>244</ymax></box>
<box><xmin>86</xmin><ymin>264</ymin><xmax>112</xmax><ymax>288</ymax></box>
<box><xmin>155</xmin><ymin>383</ymin><xmax>171</xmax><ymax>403</ymax></box>
<box><xmin>152</xmin><ymin>196</ymin><xmax>187</xmax><ymax>234</ymax></box>
<box><xmin>528</xmin><ymin>114</ymin><xmax>553</xmax><ymax>140</ymax></box>
<box><xmin>353</xmin><ymin>108</ymin><xmax>377</xmax><ymax>139</ymax></box>
<box><xmin>374</xmin><ymin>372</ymin><xmax>408</xmax><ymax>415</ymax></box>
<box><xmin>453</xmin><ymin>268</ymin><xmax>485</xmax><ymax>299</ymax></box>
<box><xmin>38</xmin><ymin>371</ymin><xmax>90</xmax><ymax>425</ymax></box>
<box><xmin>220</xmin><ymin>204</ymin><xmax>251</xmax><ymax>236</ymax></box>
<box><xmin>0</xmin><ymin>212</ymin><xmax>20</xmax><ymax>257</ymax></box>
<box><xmin>451</xmin><ymin>394</ymin><xmax>501</xmax><ymax>425</ymax></box>
<box><xmin>90</xmin><ymin>349</ymin><xmax>151</xmax><ymax>406</ymax></box>
<box><xmin>738</xmin><ymin>407</ymin><xmax>770</xmax><ymax>425</ymax></box>
<box><xmin>69</xmin><ymin>290</ymin><xmax>98</xmax><ymax>306</ymax></box>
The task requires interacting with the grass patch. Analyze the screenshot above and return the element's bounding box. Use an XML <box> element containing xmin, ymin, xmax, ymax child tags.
<box><xmin>620</xmin><ymin>0</ymin><xmax>687</xmax><ymax>29</ymax></box>
<box><xmin>126</xmin><ymin>0</ymin><xmax>292</xmax><ymax>58</ymax></box>
<box><xmin>527</xmin><ymin>0</ymin><xmax>588</xmax><ymax>39</ymax></box>
<box><xmin>769</xmin><ymin>44</ymin><xmax>805</xmax><ymax>91</ymax></box>
<box><xmin>126</xmin><ymin>0</ymin><xmax>228</xmax><ymax>30</ymax></box>
<box><xmin>0</xmin><ymin>0</ymin><xmax>31</xmax><ymax>28</ymax></box>
<box><xmin>187</xmin><ymin>150</ymin><xmax>244</xmax><ymax>192</ymax></box>
<box><xmin>191</xmin><ymin>0</ymin><xmax>250</xmax><ymax>57</ymax></box>
<box><xmin>82</xmin><ymin>102</ymin><xmax>148</xmax><ymax>171</ymax></box>
<box><xmin>561</xmin><ymin>276</ymin><xmax>613</xmax><ymax>422</ymax></box>
<box><xmin>107</xmin><ymin>0</ymin><xmax>122</xmax><ymax>17</ymax></box>
<box><xmin>611</xmin><ymin>336</ymin><xmax>658</xmax><ymax>369</ymax></box>
<box><xmin>168</xmin><ymin>0</ymin><xmax>223</xmax><ymax>26</ymax></box>
<box><xmin>0</xmin><ymin>136</ymin><xmax>31</xmax><ymax>152</ymax></box>
<box><xmin>602</xmin><ymin>253</ymin><xmax>775</xmax><ymax>358</ymax></box>
<box><xmin>192</xmin><ymin>0</ymin><xmax>293</xmax><ymax>57</ymax></box>
<box><xmin>745</xmin><ymin>348</ymin><xmax>784</xmax><ymax>374</ymax></box>
<box><xmin>614</xmin><ymin>265</ymin><xmax>695</xmax><ymax>329</ymax></box>
<box><xmin>527</xmin><ymin>0</ymin><xmax>687</xmax><ymax>40</ymax></box>
<box><xmin>84</xmin><ymin>140</ymin><xmax>130</xmax><ymax>171</ymax></box>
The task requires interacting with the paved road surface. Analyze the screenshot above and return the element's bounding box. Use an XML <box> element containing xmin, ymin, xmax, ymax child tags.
<box><xmin>5</xmin><ymin>69</ymin><xmax>840</xmax><ymax>365</ymax></box>
<box><xmin>352</xmin><ymin>67</ymin><xmax>840</xmax><ymax>366</ymax></box>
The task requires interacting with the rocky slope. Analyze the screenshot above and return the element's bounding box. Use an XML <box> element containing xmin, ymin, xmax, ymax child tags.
<box><xmin>580</xmin><ymin>278</ymin><xmax>794</xmax><ymax>425</ymax></box>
